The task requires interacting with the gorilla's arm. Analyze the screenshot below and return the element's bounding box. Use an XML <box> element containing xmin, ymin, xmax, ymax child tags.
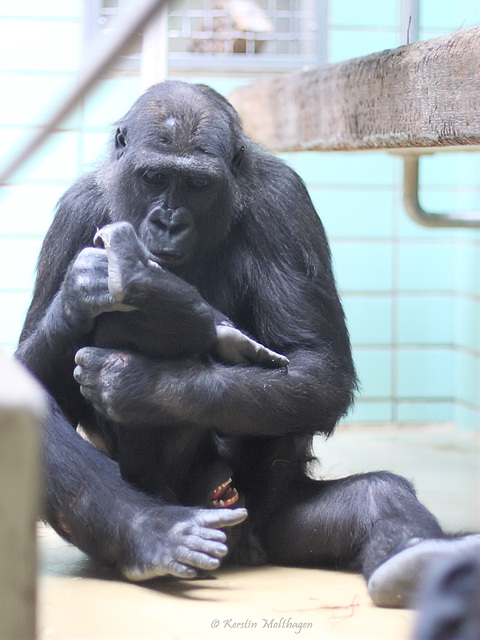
<box><xmin>75</xmin><ymin>339</ymin><xmax>351</xmax><ymax>438</ymax></box>
<box><xmin>16</xmin><ymin>175</ymin><xmax>113</xmax><ymax>419</ymax></box>
<box><xmin>75</xmin><ymin>252</ymin><xmax>354</xmax><ymax>438</ymax></box>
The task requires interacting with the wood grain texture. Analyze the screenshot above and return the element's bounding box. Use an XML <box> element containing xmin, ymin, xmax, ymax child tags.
<box><xmin>0</xmin><ymin>352</ymin><xmax>45</xmax><ymax>640</ymax></box>
<box><xmin>229</xmin><ymin>27</ymin><xmax>480</xmax><ymax>151</ymax></box>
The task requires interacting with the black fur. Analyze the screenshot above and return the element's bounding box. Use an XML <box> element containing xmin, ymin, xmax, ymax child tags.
<box><xmin>16</xmin><ymin>81</ymin><xmax>446</xmax><ymax>586</ymax></box>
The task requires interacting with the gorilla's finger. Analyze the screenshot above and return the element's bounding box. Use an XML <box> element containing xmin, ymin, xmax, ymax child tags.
<box><xmin>196</xmin><ymin>507</ymin><xmax>248</xmax><ymax>529</ymax></box>
<box><xmin>251</xmin><ymin>343</ymin><xmax>290</xmax><ymax>368</ymax></box>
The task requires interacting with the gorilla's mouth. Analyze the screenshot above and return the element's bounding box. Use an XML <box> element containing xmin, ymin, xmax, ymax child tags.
<box><xmin>145</xmin><ymin>247</ymin><xmax>184</xmax><ymax>268</ymax></box>
<box><xmin>157</xmin><ymin>250</ymin><xmax>183</xmax><ymax>263</ymax></box>
<box><xmin>209</xmin><ymin>477</ymin><xmax>239</xmax><ymax>507</ymax></box>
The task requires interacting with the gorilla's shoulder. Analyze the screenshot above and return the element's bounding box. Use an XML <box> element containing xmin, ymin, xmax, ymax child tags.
<box><xmin>57</xmin><ymin>170</ymin><xmax>111</xmax><ymax>226</ymax></box>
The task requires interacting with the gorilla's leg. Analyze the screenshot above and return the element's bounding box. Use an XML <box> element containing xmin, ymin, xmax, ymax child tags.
<box><xmin>260</xmin><ymin>471</ymin><xmax>480</xmax><ymax>607</ymax></box>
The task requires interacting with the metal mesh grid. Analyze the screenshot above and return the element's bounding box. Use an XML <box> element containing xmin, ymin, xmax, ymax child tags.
<box><xmin>93</xmin><ymin>0</ymin><xmax>324</xmax><ymax>70</ymax></box>
<box><xmin>169</xmin><ymin>0</ymin><xmax>319</xmax><ymax>60</ymax></box>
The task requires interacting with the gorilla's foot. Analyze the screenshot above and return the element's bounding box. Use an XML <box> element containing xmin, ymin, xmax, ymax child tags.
<box><xmin>367</xmin><ymin>534</ymin><xmax>480</xmax><ymax>608</ymax></box>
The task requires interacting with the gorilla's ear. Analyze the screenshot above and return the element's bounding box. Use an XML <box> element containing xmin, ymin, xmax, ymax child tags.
<box><xmin>115</xmin><ymin>127</ymin><xmax>128</xmax><ymax>159</ymax></box>
<box><xmin>232</xmin><ymin>145</ymin><xmax>245</xmax><ymax>170</ymax></box>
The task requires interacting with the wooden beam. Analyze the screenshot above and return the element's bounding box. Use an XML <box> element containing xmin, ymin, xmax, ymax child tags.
<box><xmin>0</xmin><ymin>351</ymin><xmax>45</xmax><ymax>640</ymax></box>
<box><xmin>229</xmin><ymin>27</ymin><xmax>480</xmax><ymax>152</ymax></box>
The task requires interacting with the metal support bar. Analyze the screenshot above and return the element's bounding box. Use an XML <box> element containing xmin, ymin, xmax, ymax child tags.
<box><xmin>0</xmin><ymin>0</ymin><xmax>167</xmax><ymax>186</ymax></box>
<box><xmin>141</xmin><ymin>2</ymin><xmax>168</xmax><ymax>89</ymax></box>
<box><xmin>400</xmin><ymin>0</ymin><xmax>419</xmax><ymax>45</ymax></box>
<box><xmin>403</xmin><ymin>155</ymin><xmax>480</xmax><ymax>228</ymax></box>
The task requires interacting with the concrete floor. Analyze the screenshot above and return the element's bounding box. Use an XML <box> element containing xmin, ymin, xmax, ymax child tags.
<box><xmin>38</xmin><ymin>424</ymin><xmax>479</xmax><ymax>640</ymax></box>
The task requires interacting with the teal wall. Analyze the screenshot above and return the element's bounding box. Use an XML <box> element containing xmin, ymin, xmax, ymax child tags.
<box><xmin>290</xmin><ymin>151</ymin><xmax>480</xmax><ymax>429</ymax></box>
<box><xmin>1</xmin><ymin>1</ymin><xmax>479</xmax><ymax>429</ymax></box>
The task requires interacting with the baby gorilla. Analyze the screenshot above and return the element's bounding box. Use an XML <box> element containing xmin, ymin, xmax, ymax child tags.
<box><xmin>81</xmin><ymin>221</ymin><xmax>287</xmax><ymax>540</ymax></box>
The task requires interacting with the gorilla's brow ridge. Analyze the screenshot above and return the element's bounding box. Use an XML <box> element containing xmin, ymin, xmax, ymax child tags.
<box><xmin>131</xmin><ymin>149</ymin><xmax>226</xmax><ymax>177</ymax></box>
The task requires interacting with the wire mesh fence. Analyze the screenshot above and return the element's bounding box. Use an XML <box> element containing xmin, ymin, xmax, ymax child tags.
<box><xmin>89</xmin><ymin>0</ymin><xmax>326</xmax><ymax>71</ymax></box>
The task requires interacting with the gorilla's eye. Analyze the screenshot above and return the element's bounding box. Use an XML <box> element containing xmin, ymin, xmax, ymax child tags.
<box><xmin>185</xmin><ymin>176</ymin><xmax>212</xmax><ymax>192</ymax></box>
<box><xmin>142</xmin><ymin>170</ymin><xmax>169</xmax><ymax>189</ymax></box>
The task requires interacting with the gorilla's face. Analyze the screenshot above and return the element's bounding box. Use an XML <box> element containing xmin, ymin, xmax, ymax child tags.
<box><xmin>107</xmin><ymin>82</ymin><xmax>242</xmax><ymax>271</ymax></box>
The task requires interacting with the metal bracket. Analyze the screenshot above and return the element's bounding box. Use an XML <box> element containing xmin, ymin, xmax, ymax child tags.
<box><xmin>403</xmin><ymin>155</ymin><xmax>480</xmax><ymax>228</ymax></box>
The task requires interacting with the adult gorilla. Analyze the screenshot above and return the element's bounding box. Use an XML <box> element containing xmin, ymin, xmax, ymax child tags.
<box><xmin>16</xmin><ymin>81</ymin><xmax>478</xmax><ymax>605</ymax></box>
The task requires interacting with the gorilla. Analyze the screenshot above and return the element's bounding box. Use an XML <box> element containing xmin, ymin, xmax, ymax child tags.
<box><xmin>16</xmin><ymin>81</ymin><xmax>479</xmax><ymax>602</ymax></box>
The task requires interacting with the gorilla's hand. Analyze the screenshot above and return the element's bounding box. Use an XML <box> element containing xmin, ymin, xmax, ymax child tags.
<box><xmin>74</xmin><ymin>347</ymin><xmax>147</xmax><ymax>423</ymax></box>
<box><xmin>215</xmin><ymin>324</ymin><xmax>289</xmax><ymax>368</ymax></box>
<box><xmin>93</xmin><ymin>221</ymin><xmax>158</xmax><ymax>304</ymax></box>
<box><xmin>61</xmin><ymin>247</ymin><xmax>135</xmax><ymax>334</ymax></box>
<box><xmin>120</xmin><ymin>504</ymin><xmax>247</xmax><ymax>580</ymax></box>
<box><xmin>75</xmin><ymin>347</ymin><xmax>198</xmax><ymax>425</ymax></box>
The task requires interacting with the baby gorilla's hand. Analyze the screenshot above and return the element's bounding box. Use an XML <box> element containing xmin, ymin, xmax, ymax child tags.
<box><xmin>215</xmin><ymin>325</ymin><xmax>289</xmax><ymax>368</ymax></box>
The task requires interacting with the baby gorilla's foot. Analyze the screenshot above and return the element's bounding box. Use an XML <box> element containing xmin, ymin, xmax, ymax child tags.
<box><xmin>368</xmin><ymin>534</ymin><xmax>480</xmax><ymax>608</ymax></box>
